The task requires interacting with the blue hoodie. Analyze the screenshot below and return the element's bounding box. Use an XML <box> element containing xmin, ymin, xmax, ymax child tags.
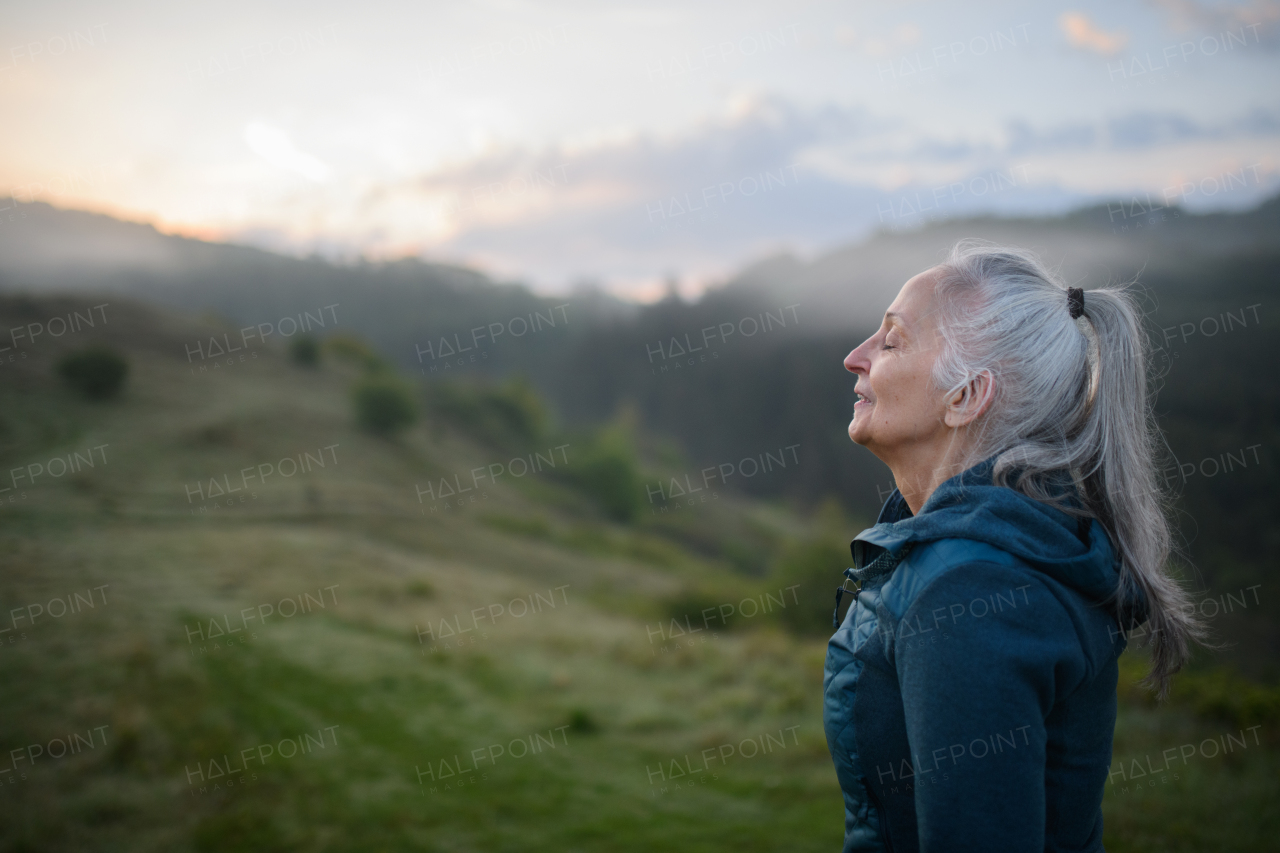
<box><xmin>823</xmin><ymin>458</ymin><xmax>1136</xmax><ymax>852</ymax></box>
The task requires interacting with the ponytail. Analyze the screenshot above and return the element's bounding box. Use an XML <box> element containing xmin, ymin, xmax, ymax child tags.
<box><xmin>1071</xmin><ymin>288</ymin><xmax>1205</xmax><ymax>696</ymax></box>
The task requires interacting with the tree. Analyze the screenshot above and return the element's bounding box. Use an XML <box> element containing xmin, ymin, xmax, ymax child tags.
<box><xmin>57</xmin><ymin>347</ymin><xmax>129</xmax><ymax>401</ymax></box>
<box><xmin>567</xmin><ymin>425</ymin><xmax>642</xmax><ymax>522</ymax></box>
<box><xmin>290</xmin><ymin>334</ymin><xmax>320</xmax><ymax>367</ymax></box>
<box><xmin>352</xmin><ymin>376</ymin><xmax>418</xmax><ymax>434</ymax></box>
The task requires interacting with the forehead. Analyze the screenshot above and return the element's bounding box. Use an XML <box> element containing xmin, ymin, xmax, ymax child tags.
<box><xmin>885</xmin><ymin>267</ymin><xmax>940</xmax><ymax>326</ymax></box>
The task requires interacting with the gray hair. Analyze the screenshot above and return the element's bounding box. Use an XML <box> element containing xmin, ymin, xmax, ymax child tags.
<box><xmin>930</xmin><ymin>241</ymin><xmax>1203</xmax><ymax>697</ymax></box>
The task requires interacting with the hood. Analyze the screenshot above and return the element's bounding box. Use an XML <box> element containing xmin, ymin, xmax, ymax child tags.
<box><xmin>853</xmin><ymin>456</ymin><xmax>1130</xmax><ymax>611</ymax></box>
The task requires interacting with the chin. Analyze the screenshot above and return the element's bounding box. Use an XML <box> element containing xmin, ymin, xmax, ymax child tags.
<box><xmin>847</xmin><ymin>420</ymin><xmax>867</xmax><ymax>446</ymax></box>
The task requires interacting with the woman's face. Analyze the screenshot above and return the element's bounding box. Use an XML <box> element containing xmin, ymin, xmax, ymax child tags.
<box><xmin>843</xmin><ymin>268</ymin><xmax>949</xmax><ymax>462</ymax></box>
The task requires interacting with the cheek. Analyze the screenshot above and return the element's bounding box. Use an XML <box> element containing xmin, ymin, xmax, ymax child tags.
<box><xmin>875</xmin><ymin>363</ymin><xmax>934</xmax><ymax>425</ymax></box>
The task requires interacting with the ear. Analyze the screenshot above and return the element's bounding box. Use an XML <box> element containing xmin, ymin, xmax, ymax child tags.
<box><xmin>943</xmin><ymin>370</ymin><xmax>994</xmax><ymax>428</ymax></box>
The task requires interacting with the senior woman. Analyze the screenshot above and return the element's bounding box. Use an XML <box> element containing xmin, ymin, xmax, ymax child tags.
<box><xmin>823</xmin><ymin>243</ymin><xmax>1204</xmax><ymax>852</ymax></box>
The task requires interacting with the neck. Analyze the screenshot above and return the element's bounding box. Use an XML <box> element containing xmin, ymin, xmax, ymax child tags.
<box><xmin>887</xmin><ymin>437</ymin><xmax>975</xmax><ymax>516</ymax></box>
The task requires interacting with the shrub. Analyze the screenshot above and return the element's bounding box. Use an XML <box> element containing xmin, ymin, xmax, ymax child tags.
<box><xmin>325</xmin><ymin>334</ymin><xmax>388</xmax><ymax>371</ymax></box>
<box><xmin>57</xmin><ymin>347</ymin><xmax>129</xmax><ymax>400</ymax></box>
<box><xmin>566</xmin><ymin>426</ymin><xmax>642</xmax><ymax>522</ymax></box>
<box><xmin>352</xmin><ymin>376</ymin><xmax>418</xmax><ymax>434</ymax></box>
<box><xmin>771</xmin><ymin>537</ymin><xmax>852</xmax><ymax>636</ymax></box>
<box><xmin>425</xmin><ymin>377</ymin><xmax>548</xmax><ymax>448</ymax></box>
<box><xmin>485</xmin><ymin>378</ymin><xmax>548</xmax><ymax>442</ymax></box>
<box><xmin>290</xmin><ymin>334</ymin><xmax>320</xmax><ymax>367</ymax></box>
<box><xmin>661</xmin><ymin>585</ymin><xmax>745</xmax><ymax>633</ymax></box>
<box><xmin>406</xmin><ymin>580</ymin><xmax>435</xmax><ymax>599</ymax></box>
<box><xmin>1169</xmin><ymin>667</ymin><xmax>1280</xmax><ymax>730</ymax></box>
<box><xmin>567</xmin><ymin>709</ymin><xmax>599</xmax><ymax>734</ymax></box>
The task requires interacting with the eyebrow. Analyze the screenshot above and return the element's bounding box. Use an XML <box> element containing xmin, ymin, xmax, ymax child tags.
<box><xmin>881</xmin><ymin>311</ymin><xmax>911</xmax><ymax>343</ymax></box>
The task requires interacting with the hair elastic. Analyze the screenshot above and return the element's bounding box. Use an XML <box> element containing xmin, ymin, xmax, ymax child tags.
<box><xmin>1067</xmin><ymin>287</ymin><xmax>1085</xmax><ymax>319</ymax></box>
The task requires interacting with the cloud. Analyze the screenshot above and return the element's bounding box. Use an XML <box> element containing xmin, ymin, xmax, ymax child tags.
<box><xmin>1147</xmin><ymin>0</ymin><xmax>1280</xmax><ymax>49</ymax></box>
<box><xmin>1005</xmin><ymin>108</ymin><xmax>1280</xmax><ymax>154</ymax></box>
<box><xmin>1059</xmin><ymin>12</ymin><xmax>1129</xmax><ymax>54</ymax></box>
<box><xmin>834</xmin><ymin>23</ymin><xmax>923</xmax><ymax>56</ymax></box>
<box><xmin>340</xmin><ymin>97</ymin><xmax>888</xmax><ymax>280</ymax></box>
<box><xmin>243</xmin><ymin>122</ymin><xmax>332</xmax><ymax>183</ymax></box>
<box><xmin>228</xmin><ymin>98</ymin><xmax>1280</xmax><ymax>291</ymax></box>
<box><xmin>347</xmin><ymin>98</ymin><xmax>1083</xmax><ymax>284</ymax></box>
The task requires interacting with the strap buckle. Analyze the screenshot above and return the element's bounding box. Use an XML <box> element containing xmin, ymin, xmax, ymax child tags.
<box><xmin>832</xmin><ymin>569</ymin><xmax>860</xmax><ymax>629</ymax></box>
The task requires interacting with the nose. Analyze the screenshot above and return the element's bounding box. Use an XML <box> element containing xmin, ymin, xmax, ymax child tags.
<box><xmin>844</xmin><ymin>336</ymin><xmax>873</xmax><ymax>374</ymax></box>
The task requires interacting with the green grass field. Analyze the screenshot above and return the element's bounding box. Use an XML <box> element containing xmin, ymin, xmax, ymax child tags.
<box><xmin>1</xmin><ymin>295</ymin><xmax>1276</xmax><ymax>851</ymax></box>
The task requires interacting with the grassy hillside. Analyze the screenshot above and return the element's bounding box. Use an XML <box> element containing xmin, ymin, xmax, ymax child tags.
<box><xmin>0</xmin><ymin>294</ymin><xmax>1276</xmax><ymax>851</ymax></box>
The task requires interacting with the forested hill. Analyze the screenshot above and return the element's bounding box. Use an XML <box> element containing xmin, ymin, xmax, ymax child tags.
<box><xmin>1</xmin><ymin>196</ymin><xmax>1277</xmax><ymax>595</ymax></box>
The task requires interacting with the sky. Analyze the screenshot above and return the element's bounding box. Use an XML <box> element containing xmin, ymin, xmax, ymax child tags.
<box><xmin>1</xmin><ymin>0</ymin><xmax>1277</xmax><ymax>300</ymax></box>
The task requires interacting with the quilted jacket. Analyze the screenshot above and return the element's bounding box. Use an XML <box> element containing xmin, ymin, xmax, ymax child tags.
<box><xmin>823</xmin><ymin>458</ymin><xmax>1139</xmax><ymax>852</ymax></box>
